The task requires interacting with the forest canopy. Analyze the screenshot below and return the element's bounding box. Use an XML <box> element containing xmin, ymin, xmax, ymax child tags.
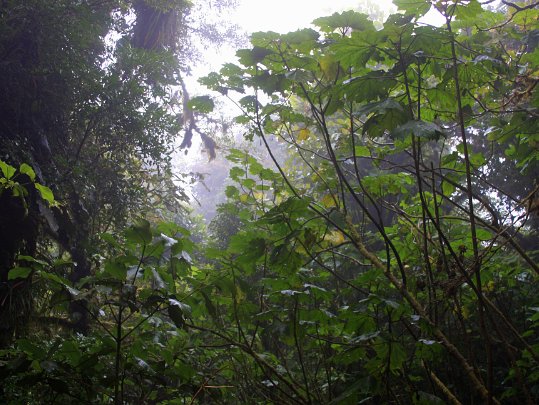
<box><xmin>0</xmin><ymin>0</ymin><xmax>538</xmax><ymax>404</ymax></box>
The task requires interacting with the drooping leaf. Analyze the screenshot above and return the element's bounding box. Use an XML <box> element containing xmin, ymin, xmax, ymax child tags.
<box><xmin>168</xmin><ymin>298</ymin><xmax>191</xmax><ymax>328</ymax></box>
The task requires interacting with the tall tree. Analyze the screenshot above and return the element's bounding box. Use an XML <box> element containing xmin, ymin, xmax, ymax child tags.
<box><xmin>0</xmin><ymin>0</ymin><xmax>190</xmax><ymax>343</ymax></box>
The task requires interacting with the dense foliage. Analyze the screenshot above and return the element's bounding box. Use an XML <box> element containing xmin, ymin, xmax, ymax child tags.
<box><xmin>1</xmin><ymin>0</ymin><xmax>538</xmax><ymax>404</ymax></box>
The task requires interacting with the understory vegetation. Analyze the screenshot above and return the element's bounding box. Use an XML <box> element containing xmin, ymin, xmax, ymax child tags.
<box><xmin>0</xmin><ymin>0</ymin><xmax>538</xmax><ymax>404</ymax></box>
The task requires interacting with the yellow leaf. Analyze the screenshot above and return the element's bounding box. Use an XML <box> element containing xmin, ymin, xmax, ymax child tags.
<box><xmin>239</xmin><ymin>194</ymin><xmax>249</xmax><ymax>202</ymax></box>
<box><xmin>319</xmin><ymin>55</ymin><xmax>338</xmax><ymax>79</ymax></box>
<box><xmin>298</xmin><ymin>128</ymin><xmax>310</xmax><ymax>141</ymax></box>
<box><xmin>321</xmin><ymin>194</ymin><xmax>337</xmax><ymax>208</ymax></box>
<box><xmin>325</xmin><ymin>230</ymin><xmax>345</xmax><ymax>245</ymax></box>
<box><xmin>235</xmin><ymin>285</ymin><xmax>246</xmax><ymax>303</ymax></box>
<box><xmin>484</xmin><ymin>281</ymin><xmax>495</xmax><ymax>292</ymax></box>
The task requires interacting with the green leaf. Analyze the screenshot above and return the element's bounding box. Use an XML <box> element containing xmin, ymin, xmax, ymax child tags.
<box><xmin>236</xmin><ymin>46</ymin><xmax>274</xmax><ymax>67</ymax></box>
<box><xmin>101</xmin><ymin>232</ymin><xmax>121</xmax><ymax>247</ymax></box>
<box><xmin>0</xmin><ymin>160</ymin><xmax>16</xmax><ymax>180</ymax></box>
<box><xmin>393</xmin><ymin>0</ymin><xmax>431</xmax><ymax>16</ymax></box>
<box><xmin>58</xmin><ymin>340</ymin><xmax>82</xmax><ymax>366</ymax></box>
<box><xmin>281</xmin><ymin>28</ymin><xmax>320</xmax><ymax>51</ymax></box>
<box><xmin>469</xmin><ymin>152</ymin><xmax>486</xmax><ymax>167</ymax></box>
<box><xmin>187</xmin><ymin>95</ymin><xmax>214</xmax><ymax>113</ymax></box>
<box><xmin>125</xmin><ymin>219</ymin><xmax>152</xmax><ymax>245</ymax></box>
<box><xmin>18</xmin><ymin>255</ymin><xmax>47</xmax><ymax>267</ymax></box>
<box><xmin>230</xmin><ymin>167</ymin><xmax>246</xmax><ymax>181</ymax></box>
<box><xmin>104</xmin><ymin>260</ymin><xmax>127</xmax><ymax>280</ymax></box>
<box><xmin>343</xmin><ymin>71</ymin><xmax>397</xmax><ymax>103</ymax></box>
<box><xmin>441</xmin><ymin>181</ymin><xmax>455</xmax><ymax>196</ymax></box>
<box><xmin>452</xmin><ymin>0</ymin><xmax>484</xmax><ymax>23</ymax></box>
<box><xmin>19</xmin><ymin>163</ymin><xmax>36</xmax><ymax>181</ymax></box>
<box><xmin>313</xmin><ymin>11</ymin><xmax>375</xmax><ymax>33</ymax></box>
<box><xmin>238</xmin><ymin>95</ymin><xmax>259</xmax><ymax>111</ymax></box>
<box><xmin>38</xmin><ymin>270</ymin><xmax>70</xmax><ymax>287</ymax></box>
<box><xmin>168</xmin><ymin>298</ymin><xmax>191</xmax><ymax>328</ymax></box>
<box><xmin>354</xmin><ymin>145</ymin><xmax>371</xmax><ymax>157</ymax></box>
<box><xmin>476</xmin><ymin>228</ymin><xmax>492</xmax><ymax>241</ymax></box>
<box><xmin>391</xmin><ymin>120</ymin><xmax>445</xmax><ymax>140</ymax></box>
<box><xmin>17</xmin><ymin>339</ymin><xmax>46</xmax><ymax>360</ymax></box>
<box><xmin>362</xmin><ymin>108</ymin><xmax>409</xmax><ymax>138</ymax></box>
<box><xmin>225</xmin><ymin>185</ymin><xmax>239</xmax><ymax>198</ymax></box>
<box><xmin>8</xmin><ymin>266</ymin><xmax>33</xmax><ymax>280</ymax></box>
<box><xmin>34</xmin><ymin>183</ymin><xmax>56</xmax><ymax>205</ymax></box>
<box><xmin>355</xmin><ymin>98</ymin><xmax>404</xmax><ymax>117</ymax></box>
<box><xmin>252</xmin><ymin>71</ymin><xmax>289</xmax><ymax>95</ymax></box>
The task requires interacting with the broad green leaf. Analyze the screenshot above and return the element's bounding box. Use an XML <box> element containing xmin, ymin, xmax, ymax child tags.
<box><xmin>469</xmin><ymin>152</ymin><xmax>486</xmax><ymax>167</ymax></box>
<box><xmin>451</xmin><ymin>0</ymin><xmax>484</xmax><ymax>23</ymax></box>
<box><xmin>281</xmin><ymin>28</ymin><xmax>320</xmax><ymax>51</ymax></box>
<box><xmin>355</xmin><ymin>98</ymin><xmax>404</xmax><ymax>117</ymax></box>
<box><xmin>230</xmin><ymin>167</ymin><xmax>246</xmax><ymax>181</ymax></box>
<box><xmin>393</xmin><ymin>0</ymin><xmax>431</xmax><ymax>17</ymax></box>
<box><xmin>38</xmin><ymin>270</ymin><xmax>70</xmax><ymax>287</ymax></box>
<box><xmin>476</xmin><ymin>228</ymin><xmax>492</xmax><ymax>241</ymax></box>
<box><xmin>238</xmin><ymin>95</ymin><xmax>259</xmax><ymax>112</ymax></box>
<box><xmin>343</xmin><ymin>71</ymin><xmax>397</xmax><ymax>103</ymax></box>
<box><xmin>35</xmin><ymin>183</ymin><xmax>56</xmax><ymax>205</ymax></box>
<box><xmin>362</xmin><ymin>108</ymin><xmax>409</xmax><ymax>138</ymax></box>
<box><xmin>17</xmin><ymin>339</ymin><xmax>46</xmax><ymax>360</ymax></box>
<box><xmin>19</xmin><ymin>163</ymin><xmax>36</xmax><ymax>181</ymax></box>
<box><xmin>354</xmin><ymin>145</ymin><xmax>370</xmax><ymax>157</ymax></box>
<box><xmin>0</xmin><ymin>160</ymin><xmax>16</xmax><ymax>180</ymax></box>
<box><xmin>225</xmin><ymin>185</ymin><xmax>239</xmax><ymax>198</ymax></box>
<box><xmin>18</xmin><ymin>255</ymin><xmax>47</xmax><ymax>267</ymax></box>
<box><xmin>441</xmin><ymin>181</ymin><xmax>455</xmax><ymax>196</ymax></box>
<box><xmin>59</xmin><ymin>340</ymin><xmax>82</xmax><ymax>366</ymax></box>
<box><xmin>8</xmin><ymin>266</ymin><xmax>32</xmax><ymax>280</ymax></box>
<box><xmin>252</xmin><ymin>71</ymin><xmax>289</xmax><ymax>95</ymax></box>
<box><xmin>313</xmin><ymin>11</ymin><xmax>375</xmax><ymax>33</ymax></box>
<box><xmin>236</xmin><ymin>46</ymin><xmax>274</xmax><ymax>67</ymax></box>
<box><xmin>104</xmin><ymin>260</ymin><xmax>127</xmax><ymax>280</ymax></box>
<box><xmin>125</xmin><ymin>219</ymin><xmax>152</xmax><ymax>245</ymax></box>
<box><xmin>391</xmin><ymin>120</ymin><xmax>445</xmax><ymax>140</ymax></box>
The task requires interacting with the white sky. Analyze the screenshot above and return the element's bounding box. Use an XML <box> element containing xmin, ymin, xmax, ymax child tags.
<box><xmin>231</xmin><ymin>0</ymin><xmax>394</xmax><ymax>33</ymax></box>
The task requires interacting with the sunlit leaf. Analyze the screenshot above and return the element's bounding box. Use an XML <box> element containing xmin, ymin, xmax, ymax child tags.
<box><xmin>19</xmin><ymin>163</ymin><xmax>36</xmax><ymax>181</ymax></box>
<box><xmin>35</xmin><ymin>183</ymin><xmax>56</xmax><ymax>205</ymax></box>
<box><xmin>0</xmin><ymin>160</ymin><xmax>16</xmax><ymax>180</ymax></box>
